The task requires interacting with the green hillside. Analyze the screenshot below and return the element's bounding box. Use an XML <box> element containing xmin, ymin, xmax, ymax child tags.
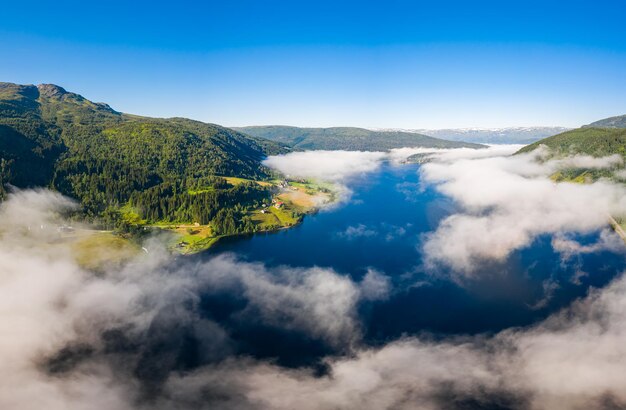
<box><xmin>234</xmin><ymin>125</ymin><xmax>485</xmax><ymax>151</ymax></box>
<box><xmin>516</xmin><ymin>125</ymin><xmax>626</xmax><ymax>238</ymax></box>
<box><xmin>516</xmin><ymin>127</ymin><xmax>626</xmax><ymax>159</ymax></box>
<box><xmin>584</xmin><ymin>114</ymin><xmax>626</xmax><ymax>129</ymax></box>
<box><xmin>0</xmin><ymin>82</ymin><xmax>285</xmax><ymax>234</ymax></box>
<box><xmin>516</xmin><ymin>127</ymin><xmax>626</xmax><ymax>183</ymax></box>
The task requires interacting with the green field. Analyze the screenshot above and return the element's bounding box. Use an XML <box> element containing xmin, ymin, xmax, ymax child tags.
<box><xmin>224</xmin><ymin>176</ymin><xmax>272</xmax><ymax>186</ymax></box>
<box><xmin>71</xmin><ymin>231</ymin><xmax>140</xmax><ymax>270</ymax></box>
<box><xmin>188</xmin><ymin>186</ymin><xmax>216</xmax><ymax>195</ymax></box>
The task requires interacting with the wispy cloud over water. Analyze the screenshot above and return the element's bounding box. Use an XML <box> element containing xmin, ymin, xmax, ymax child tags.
<box><xmin>419</xmin><ymin>146</ymin><xmax>626</xmax><ymax>275</ymax></box>
<box><xmin>2</xmin><ymin>141</ymin><xmax>626</xmax><ymax>409</ymax></box>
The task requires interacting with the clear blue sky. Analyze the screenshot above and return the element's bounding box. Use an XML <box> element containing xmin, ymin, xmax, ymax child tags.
<box><xmin>1</xmin><ymin>0</ymin><xmax>626</xmax><ymax>128</ymax></box>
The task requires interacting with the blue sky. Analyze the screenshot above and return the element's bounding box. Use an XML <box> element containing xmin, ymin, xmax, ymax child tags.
<box><xmin>1</xmin><ymin>0</ymin><xmax>626</xmax><ymax>128</ymax></box>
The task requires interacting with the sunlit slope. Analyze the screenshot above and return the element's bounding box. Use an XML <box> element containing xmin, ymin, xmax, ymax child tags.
<box><xmin>517</xmin><ymin>127</ymin><xmax>626</xmax><ymax>159</ymax></box>
<box><xmin>0</xmin><ymin>82</ymin><xmax>285</xmax><ymax>218</ymax></box>
<box><xmin>585</xmin><ymin>114</ymin><xmax>626</xmax><ymax>129</ymax></box>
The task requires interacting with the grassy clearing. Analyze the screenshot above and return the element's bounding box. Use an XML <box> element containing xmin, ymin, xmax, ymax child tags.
<box><xmin>247</xmin><ymin>187</ymin><xmax>306</xmax><ymax>231</ymax></box>
<box><xmin>71</xmin><ymin>232</ymin><xmax>140</xmax><ymax>270</ymax></box>
<box><xmin>269</xmin><ymin>205</ymin><xmax>301</xmax><ymax>226</ymax></box>
<box><xmin>188</xmin><ymin>186</ymin><xmax>216</xmax><ymax>195</ymax></box>
<box><xmin>188</xmin><ymin>176</ymin><xmax>270</xmax><ymax>194</ymax></box>
<box><xmin>250</xmin><ymin>209</ymin><xmax>281</xmax><ymax>227</ymax></box>
<box><xmin>248</xmin><ymin>205</ymin><xmax>301</xmax><ymax>230</ymax></box>
<box><xmin>273</xmin><ymin>180</ymin><xmax>333</xmax><ymax>211</ymax></box>
<box><xmin>550</xmin><ymin>170</ymin><xmax>594</xmax><ymax>184</ymax></box>
<box><xmin>278</xmin><ymin>189</ymin><xmax>329</xmax><ymax>209</ymax></box>
<box><xmin>288</xmin><ymin>179</ymin><xmax>334</xmax><ymax>193</ymax></box>
<box><xmin>157</xmin><ymin>224</ymin><xmax>217</xmax><ymax>254</ymax></box>
<box><xmin>224</xmin><ymin>176</ymin><xmax>272</xmax><ymax>187</ymax></box>
<box><xmin>186</xmin><ymin>236</ymin><xmax>221</xmax><ymax>253</ymax></box>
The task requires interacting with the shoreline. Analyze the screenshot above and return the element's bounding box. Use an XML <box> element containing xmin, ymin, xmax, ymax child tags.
<box><xmin>609</xmin><ymin>215</ymin><xmax>626</xmax><ymax>244</ymax></box>
<box><xmin>160</xmin><ymin>178</ymin><xmax>336</xmax><ymax>255</ymax></box>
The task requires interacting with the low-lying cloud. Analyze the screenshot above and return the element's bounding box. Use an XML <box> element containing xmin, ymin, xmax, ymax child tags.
<box><xmin>336</xmin><ymin>222</ymin><xmax>410</xmax><ymax>242</ymax></box>
<box><xmin>419</xmin><ymin>146</ymin><xmax>626</xmax><ymax>275</ymax></box>
<box><xmin>262</xmin><ymin>147</ymin><xmax>526</xmax><ymax>187</ymax></box>
<box><xmin>0</xmin><ymin>190</ymin><xmax>380</xmax><ymax>409</ymax></box>
<box><xmin>552</xmin><ymin>229</ymin><xmax>626</xmax><ymax>261</ymax></box>
<box><xmin>201</xmin><ymin>270</ymin><xmax>626</xmax><ymax>409</ymax></box>
<box><xmin>263</xmin><ymin>150</ymin><xmax>387</xmax><ymax>182</ymax></box>
<box><xmin>2</xmin><ymin>143</ymin><xmax>626</xmax><ymax>410</ymax></box>
<box><xmin>337</xmin><ymin>223</ymin><xmax>378</xmax><ymax>239</ymax></box>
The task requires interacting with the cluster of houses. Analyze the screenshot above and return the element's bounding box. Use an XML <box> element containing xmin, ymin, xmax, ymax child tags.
<box><xmin>271</xmin><ymin>198</ymin><xmax>284</xmax><ymax>209</ymax></box>
<box><xmin>260</xmin><ymin>198</ymin><xmax>285</xmax><ymax>214</ymax></box>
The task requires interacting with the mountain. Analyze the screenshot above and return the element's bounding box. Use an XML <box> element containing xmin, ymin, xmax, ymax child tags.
<box><xmin>515</xmin><ymin>113</ymin><xmax>626</xmax><ymax>169</ymax></box>
<box><xmin>233</xmin><ymin>126</ymin><xmax>484</xmax><ymax>151</ymax></box>
<box><xmin>584</xmin><ymin>114</ymin><xmax>626</xmax><ymax>129</ymax></box>
<box><xmin>515</xmin><ymin>126</ymin><xmax>626</xmax><ymax>183</ymax></box>
<box><xmin>517</xmin><ymin>127</ymin><xmax>626</xmax><ymax>159</ymax></box>
<box><xmin>409</xmin><ymin>127</ymin><xmax>571</xmax><ymax>145</ymax></box>
<box><xmin>0</xmin><ymin>82</ymin><xmax>285</xmax><ymax>228</ymax></box>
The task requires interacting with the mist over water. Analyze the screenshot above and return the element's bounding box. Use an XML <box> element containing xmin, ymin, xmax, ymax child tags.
<box><xmin>207</xmin><ymin>163</ymin><xmax>626</xmax><ymax>341</ymax></box>
<box><xmin>2</xmin><ymin>152</ymin><xmax>626</xmax><ymax>410</ymax></box>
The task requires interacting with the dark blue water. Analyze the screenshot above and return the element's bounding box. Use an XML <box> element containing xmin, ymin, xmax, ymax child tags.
<box><xmin>212</xmin><ymin>164</ymin><xmax>450</xmax><ymax>275</ymax></box>
<box><xmin>203</xmin><ymin>163</ymin><xmax>626</xmax><ymax>342</ymax></box>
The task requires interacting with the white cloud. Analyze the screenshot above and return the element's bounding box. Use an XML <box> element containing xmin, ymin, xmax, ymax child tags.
<box><xmin>263</xmin><ymin>150</ymin><xmax>386</xmax><ymax>182</ymax></box>
<box><xmin>263</xmin><ymin>146</ymin><xmax>529</xmax><ymax>186</ymax></box>
<box><xmin>615</xmin><ymin>169</ymin><xmax>626</xmax><ymax>180</ymax></box>
<box><xmin>2</xmin><ymin>158</ymin><xmax>626</xmax><ymax>410</ymax></box>
<box><xmin>419</xmin><ymin>149</ymin><xmax>626</xmax><ymax>275</ymax></box>
<box><xmin>337</xmin><ymin>224</ymin><xmax>378</xmax><ymax>239</ymax></box>
<box><xmin>165</xmin><ymin>271</ymin><xmax>626</xmax><ymax>410</ymax></box>
<box><xmin>359</xmin><ymin>269</ymin><xmax>391</xmax><ymax>301</ymax></box>
<box><xmin>0</xmin><ymin>190</ymin><xmax>368</xmax><ymax>409</ymax></box>
<box><xmin>388</xmin><ymin>144</ymin><xmax>524</xmax><ymax>164</ymax></box>
<box><xmin>203</xmin><ymin>256</ymin><xmax>362</xmax><ymax>346</ymax></box>
<box><xmin>335</xmin><ymin>223</ymin><xmax>410</xmax><ymax>242</ymax></box>
<box><xmin>551</xmin><ymin>229</ymin><xmax>625</xmax><ymax>260</ymax></box>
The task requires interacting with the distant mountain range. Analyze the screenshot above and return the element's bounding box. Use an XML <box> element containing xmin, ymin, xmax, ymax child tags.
<box><xmin>234</xmin><ymin>126</ymin><xmax>484</xmax><ymax>151</ymax></box>
<box><xmin>403</xmin><ymin>127</ymin><xmax>571</xmax><ymax>144</ymax></box>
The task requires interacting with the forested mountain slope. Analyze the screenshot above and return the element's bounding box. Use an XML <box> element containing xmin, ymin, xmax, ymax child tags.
<box><xmin>0</xmin><ymin>82</ymin><xmax>285</xmax><ymax>229</ymax></box>
<box><xmin>584</xmin><ymin>114</ymin><xmax>626</xmax><ymax>129</ymax></box>
<box><xmin>516</xmin><ymin>126</ymin><xmax>626</xmax><ymax>183</ymax></box>
<box><xmin>516</xmin><ymin>127</ymin><xmax>626</xmax><ymax>159</ymax></box>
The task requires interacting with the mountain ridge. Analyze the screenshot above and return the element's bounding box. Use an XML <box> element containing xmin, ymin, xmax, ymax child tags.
<box><xmin>584</xmin><ymin>114</ymin><xmax>626</xmax><ymax>129</ymax></box>
<box><xmin>515</xmin><ymin>119</ymin><xmax>626</xmax><ymax>183</ymax></box>
<box><xmin>234</xmin><ymin>125</ymin><xmax>484</xmax><ymax>151</ymax></box>
<box><xmin>518</xmin><ymin>113</ymin><xmax>626</xmax><ymax>160</ymax></box>
<box><xmin>0</xmin><ymin>81</ymin><xmax>285</xmax><ymax>230</ymax></box>
<box><xmin>408</xmin><ymin>127</ymin><xmax>571</xmax><ymax>144</ymax></box>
